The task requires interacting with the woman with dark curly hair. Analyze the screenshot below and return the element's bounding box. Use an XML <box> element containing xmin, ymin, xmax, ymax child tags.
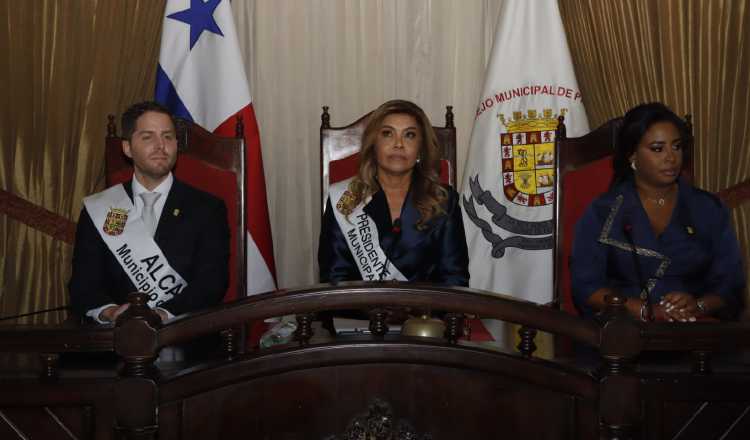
<box><xmin>571</xmin><ymin>102</ymin><xmax>745</xmax><ymax>321</ymax></box>
<box><xmin>318</xmin><ymin>99</ymin><xmax>469</xmax><ymax>286</ymax></box>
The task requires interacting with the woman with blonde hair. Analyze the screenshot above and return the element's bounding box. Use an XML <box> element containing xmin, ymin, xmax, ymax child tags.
<box><xmin>319</xmin><ymin>99</ymin><xmax>469</xmax><ymax>286</ymax></box>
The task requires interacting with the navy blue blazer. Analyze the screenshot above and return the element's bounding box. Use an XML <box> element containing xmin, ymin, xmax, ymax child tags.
<box><xmin>571</xmin><ymin>179</ymin><xmax>745</xmax><ymax>318</ymax></box>
<box><xmin>319</xmin><ymin>185</ymin><xmax>469</xmax><ymax>287</ymax></box>
<box><xmin>69</xmin><ymin>179</ymin><xmax>230</xmax><ymax>317</ymax></box>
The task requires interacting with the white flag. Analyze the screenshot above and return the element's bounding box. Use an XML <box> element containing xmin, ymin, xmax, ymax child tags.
<box><xmin>461</xmin><ymin>0</ymin><xmax>589</xmax><ymax>308</ymax></box>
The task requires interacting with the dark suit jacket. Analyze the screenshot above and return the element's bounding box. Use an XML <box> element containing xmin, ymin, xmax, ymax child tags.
<box><xmin>319</xmin><ymin>185</ymin><xmax>469</xmax><ymax>287</ymax></box>
<box><xmin>69</xmin><ymin>178</ymin><xmax>230</xmax><ymax>318</ymax></box>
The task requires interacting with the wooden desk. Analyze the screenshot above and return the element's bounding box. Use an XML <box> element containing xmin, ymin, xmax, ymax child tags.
<box><xmin>1</xmin><ymin>284</ymin><xmax>749</xmax><ymax>440</ymax></box>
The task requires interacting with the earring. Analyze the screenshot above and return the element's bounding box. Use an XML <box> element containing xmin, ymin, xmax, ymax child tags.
<box><xmin>416</xmin><ymin>158</ymin><xmax>421</xmax><ymax>164</ymax></box>
<box><xmin>630</xmin><ymin>161</ymin><xmax>637</xmax><ymax>171</ymax></box>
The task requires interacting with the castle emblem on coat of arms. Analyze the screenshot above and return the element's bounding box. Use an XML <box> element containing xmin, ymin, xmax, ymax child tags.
<box><xmin>461</xmin><ymin>107</ymin><xmax>567</xmax><ymax>258</ymax></box>
<box><xmin>498</xmin><ymin>109</ymin><xmax>564</xmax><ymax>207</ymax></box>
<box><xmin>103</xmin><ymin>207</ymin><xmax>129</xmax><ymax>236</ymax></box>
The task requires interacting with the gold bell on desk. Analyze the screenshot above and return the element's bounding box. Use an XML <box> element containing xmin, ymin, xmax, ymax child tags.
<box><xmin>401</xmin><ymin>314</ymin><xmax>446</xmax><ymax>339</ymax></box>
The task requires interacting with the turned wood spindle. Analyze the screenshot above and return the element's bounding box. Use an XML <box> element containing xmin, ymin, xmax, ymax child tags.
<box><xmin>294</xmin><ymin>313</ymin><xmax>314</xmax><ymax>346</ymax></box>
<box><xmin>106</xmin><ymin>114</ymin><xmax>117</xmax><ymax>137</ymax></box>
<box><xmin>221</xmin><ymin>327</ymin><xmax>237</xmax><ymax>358</ymax></box>
<box><xmin>555</xmin><ymin>114</ymin><xmax>567</xmax><ymax>140</ymax></box>
<box><xmin>39</xmin><ymin>353</ymin><xmax>60</xmax><ymax>381</ymax></box>
<box><xmin>445</xmin><ymin>105</ymin><xmax>454</xmax><ymax>128</ymax></box>
<box><xmin>368</xmin><ymin>309</ymin><xmax>389</xmax><ymax>337</ymax></box>
<box><xmin>692</xmin><ymin>350</ymin><xmax>712</xmax><ymax>375</ymax></box>
<box><xmin>444</xmin><ymin>313</ymin><xmax>462</xmax><ymax>344</ymax></box>
<box><xmin>321</xmin><ymin>106</ymin><xmax>331</xmax><ymax>129</ymax></box>
<box><xmin>517</xmin><ymin>326</ymin><xmax>538</xmax><ymax>357</ymax></box>
<box><xmin>117</xmin><ymin>292</ymin><xmax>161</xmax><ymax>379</ymax></box>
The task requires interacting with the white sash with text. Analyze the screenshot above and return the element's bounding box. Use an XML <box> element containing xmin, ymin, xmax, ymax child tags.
<box><xmin>329</xmin><ymin>179</ymin><xmax>406</xmax><ymax>281</ymax></box>
<box><xmin>84</xmin><ymin>184</ymin><xmax>187</xmax><ymax>307</ymax></box>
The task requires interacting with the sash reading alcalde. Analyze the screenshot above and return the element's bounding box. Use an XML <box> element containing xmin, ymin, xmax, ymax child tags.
<box><xmin>84</xmin><ymin>184</ymin><xmax>187</xmax><ymax>307</ymax></box>
<box><xmin>329</xmin><ymin>178</ymin><xmax>407</xmax><ymax>281</ymax></box>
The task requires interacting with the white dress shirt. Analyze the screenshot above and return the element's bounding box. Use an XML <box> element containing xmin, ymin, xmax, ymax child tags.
<box><xmin>131</xmin><ymin>172</ymin><xmax>174</xmax><ymax>227</ymax></box>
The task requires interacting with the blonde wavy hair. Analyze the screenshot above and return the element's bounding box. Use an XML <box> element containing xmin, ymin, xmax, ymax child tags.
<box><xmin>341</xmin><ymin>99</ymin><xmax>448</xmax><ymax>229</ymax></box>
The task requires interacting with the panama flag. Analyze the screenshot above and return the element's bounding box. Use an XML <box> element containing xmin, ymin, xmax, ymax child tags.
<box><xmin>156</xmin><ymin>0</ymin><xmax>276</xmax><ymax>297</ymax></box>
<box><xmin>461</xmin><ymin>0</ymin><xmax>588</xmax><ymax>339</ymax></box>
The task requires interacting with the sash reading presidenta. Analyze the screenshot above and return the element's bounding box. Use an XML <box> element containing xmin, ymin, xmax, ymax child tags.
<box><xmin>83</xmin><ymin>184</ymin><xmax>188</xmax><ymax>307</ymax></box>
<box><xmin>329</xmin><ymin>178</ymin><xmax>407</xmax><ymax>281</ymax></box>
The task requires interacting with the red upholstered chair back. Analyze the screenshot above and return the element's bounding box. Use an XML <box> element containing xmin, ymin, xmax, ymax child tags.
<box><xmin>105</xmin><ymin>115</ymin><xmax>246</xmax><ymax>302</ymax></box>
<box><xmin>320</xmin><ymin>105</ymin><xmax>457</xmax><ymax>210</ymax></box>
<box><xmin>553</xmin><ymin>115</ymin><xmax>694</xmax><ymax>315</ymax></box>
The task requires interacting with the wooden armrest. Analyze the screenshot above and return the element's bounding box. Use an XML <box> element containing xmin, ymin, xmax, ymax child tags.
<box><xmin>717</xmin><ymin>179</ymin><xmax>750</xmax><ymax>208</ymax></box>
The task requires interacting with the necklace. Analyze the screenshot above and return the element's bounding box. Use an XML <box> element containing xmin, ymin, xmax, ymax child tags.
<box><xmin>644</xmin><ymin>195</ymin><xmax>667</xmax><ymax>206</ymax></box>
<box><xmin>638</xmin><ymin>184</ymin><xmax>676</xmax><ymax>207</ymax></box>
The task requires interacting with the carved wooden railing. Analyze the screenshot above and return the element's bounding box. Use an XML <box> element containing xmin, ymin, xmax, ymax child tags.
<box><xmin>2</xmin><ymin>283</ymin><xmax>750</xmax><ymax>440</ymax></box>
<box><xmin>0</xmin><ymin>321</ymin><xmax>113</xmax><ymax>379</ymax></box>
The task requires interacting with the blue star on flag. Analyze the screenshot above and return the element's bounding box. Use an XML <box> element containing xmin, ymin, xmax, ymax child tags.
<box><xmin>167</xmin><ymin>0</ymin><xmax>224</xmax><ymax>50</ymax></box>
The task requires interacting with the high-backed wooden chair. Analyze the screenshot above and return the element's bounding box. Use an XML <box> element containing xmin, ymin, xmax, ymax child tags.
<box><xmin>318</xmin><ymin>105</ymin><xmax>492</xmax><ymax>340</ymax></box>
<box><xmin>553</xmin><ymin>115</ymin><xmax>694</xmax><ymax>315</ymax></box>
<box><xmin>105</xmin><ymin>115</ymin><xmax>246</xmax><ymax>303</ymax></box>
<box><xmin>320</xmin><ymin>105</ymin><xmax>457</xmax><ymax>209</ymax></box>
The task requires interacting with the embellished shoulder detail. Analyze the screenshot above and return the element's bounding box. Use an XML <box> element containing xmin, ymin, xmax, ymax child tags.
<box><xmin>597</xmin><ymin>194</ymin><xmax>625</xmax><ymax>243</ymax></box>
<box><xmin>596</xmin><ymin>194</ymin><xmax>672</xmax><ymax>300</ymax></box>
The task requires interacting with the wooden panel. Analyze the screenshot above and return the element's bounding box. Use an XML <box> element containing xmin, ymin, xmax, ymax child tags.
<box><xmin>653</xmin><ymin>401</ymin><xmax>750</xmax><ymax>440</ymax></box>
<box><xmin>0</xmin><ymin>378</ymin><xmax>117</xmax><ymax>440</ymax></box>
<box><xmin>0</xmin><ymin>405</ymin><xmax>93</xmax><ymax>440</ymax></box>
<box><xmin>641</xmin><ymin>373</ymin><xmax>750</xmax><ymax>440</ymax></box>
<box><xmin>173</xmin><ymin>363</ymin><xmax>592</xmax><ymax>440</ymax></box>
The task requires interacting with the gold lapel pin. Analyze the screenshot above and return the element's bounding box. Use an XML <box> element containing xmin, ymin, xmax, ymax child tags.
<box><xmin>173</xmin><ymin>208</ymin><xmax>180</xmax><ymax>217</ymax></box>
<box><xmin>686</xmin><ymin>226</ymin><xmax>694</xmax><ymax>235</ymax></box>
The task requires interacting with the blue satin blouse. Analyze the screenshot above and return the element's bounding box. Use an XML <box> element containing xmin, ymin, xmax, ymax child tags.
<box><xmin>318</xmin><ymin>185</ymin><xmax>470</xmax><ymax>287</ymax></box>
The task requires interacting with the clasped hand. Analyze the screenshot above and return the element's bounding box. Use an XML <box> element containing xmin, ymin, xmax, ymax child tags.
<box><xmin>99</xmin><ymin>303</ymin><xmax>168</xmax><ymax>323</ymax></box>
<box><xmin>656</xmin><ymin>291</ymin><xmax>699</xmax><ymax>322</ymax></box>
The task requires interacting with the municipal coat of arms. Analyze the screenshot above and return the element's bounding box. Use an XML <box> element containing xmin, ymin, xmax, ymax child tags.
<box><xmin>499</xmin><ymin>109</ymin><xmax>560</xmax><ymax>207</ymax></box>
<box><xmin>102</xmin><ymin>207</ymin><xmax>129</xmax><ymax>236</ymax></box>
<box><xmin>462</xmin><ymin>108</ymin><xmax>566</xmax><ymax>258</ymax></box>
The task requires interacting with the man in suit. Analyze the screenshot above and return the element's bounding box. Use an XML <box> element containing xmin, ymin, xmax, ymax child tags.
<box><xmin>69</xmin><ymin>101</ymin><xmax>229</xmax><ymax>324</ymax></box>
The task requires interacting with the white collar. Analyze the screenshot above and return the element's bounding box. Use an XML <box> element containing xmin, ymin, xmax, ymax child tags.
<box><xmin>132</xmin><ymin>172</ymin><xmax>174</xmax><ymax>197</ymax></box>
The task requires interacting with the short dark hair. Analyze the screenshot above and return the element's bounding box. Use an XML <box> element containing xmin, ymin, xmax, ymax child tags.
<box><xmin>611</xmin><ymin>102</ymin><xmax>692</xmax><ymax>188</ymax></box>
<box><xmin>121</xmin><ymin>101</ymin><xmax>176</xmax><ymax>140</ymax></box>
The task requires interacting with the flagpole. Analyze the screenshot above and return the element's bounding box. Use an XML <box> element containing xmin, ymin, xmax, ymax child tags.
<box><xmin>552</xmin><ymin>113</ymin><xmax>566</xmax><ymax>310</ymax></box>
